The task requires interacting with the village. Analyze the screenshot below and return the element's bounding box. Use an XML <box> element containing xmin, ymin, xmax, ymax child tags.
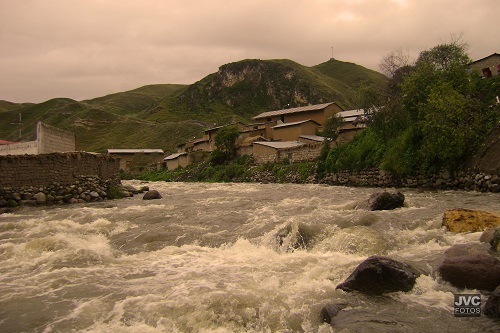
<box><xmin>0</xmin><ymin>53</ymin><xmax>499</xmax><ymax>176</ymax></box>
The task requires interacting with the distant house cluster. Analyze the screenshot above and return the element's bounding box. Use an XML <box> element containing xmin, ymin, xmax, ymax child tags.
<box><xmin>163</xmin><ymin>102</ymin><xmax>369</xmax><ymax>170</ymax></box>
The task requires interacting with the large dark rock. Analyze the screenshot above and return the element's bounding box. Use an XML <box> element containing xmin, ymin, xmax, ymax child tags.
<box><xmin>320</xmin><ymin>302</ymin><xmax>348</xmax><ymax>324</ymax></box>
<box><xmin>484</xmin><ymin>286</ymin><xmax>500</xmax><ymax>318</ymax></box>
<box><xmin>438</xmin><ymin>253</ymin><xmax>500</xmax><ymax>291</ymax></box>
<box><xmin>336</xmin><ymin>256</ymin><xmax>419</xmax><ymax>295</ymax></box>
<box><xmin>356</xmin><ymin>191</ymin><xmax>405</xmax><ymax>211</ymax></box>
<box><xmin>143</xmin><ymin>190</ymin><xmax>162</xmax><ymax>200</ymax></box>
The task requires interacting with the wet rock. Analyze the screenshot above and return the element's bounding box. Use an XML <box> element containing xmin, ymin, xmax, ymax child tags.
<box><xmin>143</xmin><ymin>190</ymin><xmax>162</xmax><ymax>200</ymax></box>
<box><xmin>438</xmin><ymin>253</ymin><xmax>500</xmax><ymax>291</ymax></box>
<box><xmin>484</xmin><ymin>286</ymin><xmax>500</xmax><ymax>318</ymax></box>
<box><xmin>33</xmin><ymin>192</ymin><xmax>46</xmax><ymax>204</ymax></box>
<box><xmin>139</xmin><ymin>186</ymin><xmax>149</xmax><ymax>193</ymax></box>
<box><xmin>480</xmin><ymin>227</ymin><xmax>500</xmax><ymax>252</ymax></box>
<box><xmin>356</xmin><ymin>191</ymin><xmax>405</xmax><ymax>211</ymax></box>
<box><xmin>124</xmin><ymin>185</ymin><xmax>140</xmax><ymax>194</ymax></box>
<box><xmin>442</xmin><ymin>208</ymin><xmax>500</xmax><ymax>233</ymax></box>
<box><xmin>320</xmin><ymin>302</ymin><xmax>348</xmax><ymax>324</ymax></box>
<box><xmin>336</xmin><ymin>256</ymin><xmax>419</xmax><ymax>295</ymax></box>
<box><xmin>444</xmin><ymin>243</ymin><xmax>492</xmax><ymax>257</ymax></box>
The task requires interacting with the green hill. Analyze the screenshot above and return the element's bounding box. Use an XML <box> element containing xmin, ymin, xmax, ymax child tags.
<box><xmin>0</xmin><ymin>58</ymin><xmax>388</xmax><ymax>153</ymax></box>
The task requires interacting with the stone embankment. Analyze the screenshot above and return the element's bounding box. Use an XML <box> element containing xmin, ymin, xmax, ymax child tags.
<box><xmin>0</xmin><ymin>175</ymin><xmax>119</xmax><ymax>210</ymax></box>
<box><xmin>320</xmin><ymin>169</ymin><xmax>500</xmax><ymax>192</ymax></box>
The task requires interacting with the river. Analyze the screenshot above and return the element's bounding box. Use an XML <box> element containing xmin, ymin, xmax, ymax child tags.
<box><xmin>0</xmin><ymin>181</ymin><xmax>499</xmax><ymax>332</ymax></box>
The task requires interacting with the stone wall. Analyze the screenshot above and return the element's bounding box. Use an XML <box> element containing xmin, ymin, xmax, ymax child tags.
<box><xmin>253</xmin><ymin>143</ymin><xmax>322</xmax><ymax>164</ymax></box>
<box><xmin>0</xmin><ymin>152</ymin><xmax>121</xmax><ymax>208</ymax></box>
<box><xmin>321</xmin><ymin>169</ymin><xmax>500</xmax><ymax>192</ymax></box>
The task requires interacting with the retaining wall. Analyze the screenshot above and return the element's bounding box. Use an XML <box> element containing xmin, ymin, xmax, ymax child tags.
<box><xmin>0</xmin><ymin>152</ymin><xmax>120</xmax><ymax>208</ymax></box>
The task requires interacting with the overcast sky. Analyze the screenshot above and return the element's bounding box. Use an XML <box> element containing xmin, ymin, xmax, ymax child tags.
<box><xmin>0</xmin><ymin>0</ymin><xmax>497</xmax><ymax>103</ymax></box>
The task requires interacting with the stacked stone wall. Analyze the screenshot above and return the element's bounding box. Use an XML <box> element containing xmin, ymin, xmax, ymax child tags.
<box><xmin>321</xmin><ymin>169</ymin><xmax>500</xmax><ymax>192</ymax></box>
<box><xmin>0</xmin><ymin>152</ymin><xmax>120</xmax><ymax>208</ymax></box>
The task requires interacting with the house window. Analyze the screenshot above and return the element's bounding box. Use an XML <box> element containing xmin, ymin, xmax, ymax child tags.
<box><xmin>281</xmin><ymin>115</ymin><xmax>285</xmax><ymax>122</ymax></box>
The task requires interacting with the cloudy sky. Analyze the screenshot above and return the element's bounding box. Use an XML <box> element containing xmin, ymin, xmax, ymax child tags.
<box><xmin>0</xmin><ymin>0</ymin><xmax>497</xmax><ymax>103</ymax></box>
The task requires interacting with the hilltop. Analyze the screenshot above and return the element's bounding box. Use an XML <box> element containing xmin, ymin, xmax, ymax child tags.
<box><xmin>0</xmin><ymin>58</ymin><xmax>388</xmax><ymax>153</ymax></box>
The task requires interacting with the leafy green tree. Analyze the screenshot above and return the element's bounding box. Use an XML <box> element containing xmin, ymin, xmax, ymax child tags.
<box><xmin>211</xmin><ymin>125</ymin><xmax>240</xmax><ymax>165</ymax></box>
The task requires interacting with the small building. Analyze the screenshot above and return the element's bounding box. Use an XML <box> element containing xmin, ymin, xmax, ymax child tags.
<box><xmin>272</xmin><ymin>119</ymin><xmax>321</xmax><ymax>141</ymax></box>
<box><xmin>164</xmin><ymin>152</ymin><xmax>189</xmax><ymax>170</ymax></box>
<box><xmin>106</xmin><ymin>149</ymin><xmax>164</xmax><ymax>172</ymax></box>
<box><xmin>252</xmin><ymin>102</ymin><xmax>343</xmax><ymax>125</ymax></box>
<box><xmin>469</xmin><ymin>53</ymin><xmax>500</xmax><ymax>78</ymax></box>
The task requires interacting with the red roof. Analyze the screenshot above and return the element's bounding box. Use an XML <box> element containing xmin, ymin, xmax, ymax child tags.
<box><xmin>0</xmin><ymin>140</ymin><xmax>17</xmax><ymax>145</ymax></box>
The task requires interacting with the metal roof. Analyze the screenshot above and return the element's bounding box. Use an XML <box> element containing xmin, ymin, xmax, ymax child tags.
<box><xmin>272</xmin><ymin>119</ymin><xmax>320</xmax><ymax>129</ymax></box>
<box><xmin>107</xmin><ymin>149</ymin><xmax>164</xmax><ymax>154</ymax></box>
<box><xmin>252</xmin><ymin>102</ymin><xmax>336</xmax><ymax>120</ymax></box>
<box><xmin>253</xmin><ymin>141</ymin><xmax>305</xmax><ymax>149</ymax></box>
<box><xmin>299</xmin><ymin>135</ymin><xmax>325</xmax><ymax>142</ymax></box>
<box><xmin>164</xmin><ymin>152</ymin><xmax>187</xmax><ymax>160</ymax></box>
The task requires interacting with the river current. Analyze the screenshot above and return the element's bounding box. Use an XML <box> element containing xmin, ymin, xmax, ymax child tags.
<box><xmin>0</xmin><ymin>181</ymin><xmax>499</xmax><ymax>332</ymax></box>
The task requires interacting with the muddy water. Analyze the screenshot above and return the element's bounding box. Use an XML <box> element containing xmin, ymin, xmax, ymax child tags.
<box><xmin>0</xmin><ymin>181</ymin><xmax>499</xmax><ymax>332</ymax></box>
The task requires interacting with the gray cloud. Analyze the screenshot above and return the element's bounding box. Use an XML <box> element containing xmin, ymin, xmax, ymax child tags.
<box><xmin>0</xmin><ymin>0</ymin><xmax>497</xmax><ymax>103</ymax></box>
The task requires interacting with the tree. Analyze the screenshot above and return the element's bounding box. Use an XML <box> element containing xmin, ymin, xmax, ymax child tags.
<box><xmin>211</xmin><ymin>125</ymin><xmax>240</xmax><ymax>165</ymax></box>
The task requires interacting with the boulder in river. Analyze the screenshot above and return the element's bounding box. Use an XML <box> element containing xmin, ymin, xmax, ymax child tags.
<box><xmin>320</xmin><ymin>302</ymin><xmax>348</xmax><ymax>325</ymax></box>
<box><xmin>336</xmin><ymin>256</ymin><xmax>419</xmax><ymax>295</ymax></box>
<box><xmin>143</xmin><ymin>190</ymin><xmax>162</xmax><ymax>200</ymax></box>
<box><xmin>438</xmin><ymin>253</ymin><xmax>500</xmax><ymax>291</ymax></box>
<box><xmin>356</xmin><ymin>191</ymin><xmax>405</xmax><ymax>211</ymax></box>
<box><xmin>442</xmin><ymin>208</ymin><xmax>500</xmax><ymax>233</ymax></box>
<box><xmin>484</xmin><ymin>286</ymin><xmax>500</xmax><ymax>318</ymax></box>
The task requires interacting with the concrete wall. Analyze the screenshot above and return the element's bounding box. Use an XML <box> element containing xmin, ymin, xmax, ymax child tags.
<box><xmin>0</xmin><ymin>122</ymin><xmax>75</xmax><ymax>156</ymax></box>
<box><xmin>0</xmin><ymin>141</ymin><xmax>37</xmax><ymax>156</ymax></box>
<box><xmin>37</xmin><ymin>122</ymin><xmax>76</xmax><ymax>154</ymax></box>
<box><xmin>0</xmin><ymin>152</ymin><xmax>119</xmax><ymax>188</ymax></box>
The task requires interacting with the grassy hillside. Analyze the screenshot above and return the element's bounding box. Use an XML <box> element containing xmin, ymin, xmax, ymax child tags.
<box><xmin>0</xmin><ymin>58</ymin><xmax>388</xmax><ymax>153</ymax></box>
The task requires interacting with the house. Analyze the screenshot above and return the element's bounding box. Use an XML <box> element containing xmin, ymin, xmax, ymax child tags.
<box><xmin>106</xmin><ymin>149</ymin><xmax>164</xmax><ymax>172</ymax></box>
<box><xmin>272</xmin><ymin>119</ymin><xmax>321</xmax><ymax>141</ymax></box>
<box><xmin>469</xmin><ymin>53</ymin><xmax>500</xmax><ymax>78</ymax></box>
<box><xmin>334</xmin><ymin>109</ymin><xmax>369</xmax><ymax>143</ymax></box>
<box><xmin>299</xmin><ymin>135</ymin><xmax>325</xmax><ymax>144</ymax></box>
<box><xmin>252</xmin><ymin>102</ymin><xmax>343</xmax><ymax>125</ymax></box>
<box><xmin>164</xmin><ymin>152</ymin><xmax>189</xmax><ymax>170</ymax></box>
<box><xmin>204</xmin><ymin>122</ymin><xmax>248</xmax><ymax>151</ymax></box>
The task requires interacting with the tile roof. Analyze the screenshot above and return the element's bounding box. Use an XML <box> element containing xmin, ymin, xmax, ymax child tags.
<box><xmin>253</xmin><ymin>141</ymin><xmax>305</xmax><ymax>149</ymax></box>
<box><xmin>272</xmin><ymin>119</ymin><xmax>320</xmax><ymax>129</ymax></box>
<box><xmin>252</xmin><ymin>102</ymin><xmax>336</xmax><ymax>120</ymax></box>
<box><xmin>107</xmin><ymin>149</ymin><xmax>164</xmax><ymax>154</ymax></box>
<box><xmin>0</xmin><ymin>140</ymin><xmax>18</xmax><ymax>145</ymax></box>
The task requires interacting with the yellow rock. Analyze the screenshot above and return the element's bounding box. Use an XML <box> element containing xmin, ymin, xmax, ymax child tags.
<box><xmin>442</xmin><ymin>208</ymin><xmax>500</xmax><ymax>233</ymax></box>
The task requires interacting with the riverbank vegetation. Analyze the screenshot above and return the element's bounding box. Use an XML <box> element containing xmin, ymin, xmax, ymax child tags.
<box><xmin>323</xmin><ymin>41</ymin><xmax>499</xmax><ymax>176</ymax></box>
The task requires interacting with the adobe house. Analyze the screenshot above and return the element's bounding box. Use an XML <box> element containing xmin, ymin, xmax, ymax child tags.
<box><xmin>469</xmin><ymin>53</ymin><xmax>500</xmax><ymax>78</ymax></box>
<box><xmin>164</xmin><ymin>152</ymin><xmax>188</xmax><ymax>170</ymax></box>
<box><xmin>106</xmin><ymin>149</ymin><xmax>164</xmax><ymax>172</ymax></box>
<box><xmin>272</xmin><ymin>119</ymin><xmax>321</xmax><ymax>141</ymax></box>
<box><xmin>253</xmin><ymin>141</ymin><xmax>306</xmax><ymax>163</ymax></box>
<box><xmin>299</xmin><ymin>135</ymin><xmax>325</xmax><ymax>144</ymax></box>
<box><xmin>252</xmin><ymin>102</ymin><xmax>344</xmax><ymax>125</ymax></box>
<box><xmin>204</xmin><ymin>122</ymin><xmax>248</xmax><ymax>151</ymax></box>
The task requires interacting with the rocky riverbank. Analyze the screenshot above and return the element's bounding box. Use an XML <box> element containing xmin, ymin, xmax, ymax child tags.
<box><xmin>0</xmin><ymin>175</ymin><xmax>120</xmax><ymax>213</ymax></box>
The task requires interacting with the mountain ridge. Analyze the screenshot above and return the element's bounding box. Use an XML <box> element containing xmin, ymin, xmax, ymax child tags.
<box><xmin>0</xmin><ymin>58</ymin><xmax>388</xmax><ymax>153</ymax></box>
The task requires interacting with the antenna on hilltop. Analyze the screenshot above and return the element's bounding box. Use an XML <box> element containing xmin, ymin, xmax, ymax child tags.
<box><xmin>331</xmin><ymin>47</ymin><xmax>334</xmax><ymax>60</ymax></box>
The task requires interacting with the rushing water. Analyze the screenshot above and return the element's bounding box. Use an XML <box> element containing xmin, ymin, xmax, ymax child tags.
<box><xmin>0</xmin><ymin>181</ymin><xmax>499</xmax><ymax>333</ymax></box>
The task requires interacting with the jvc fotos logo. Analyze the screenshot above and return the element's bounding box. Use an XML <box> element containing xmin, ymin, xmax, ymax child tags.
<box><xmin>454</xmin><ymin>294</ymin><xmax>481</xmax><ymax>317</ymax></box>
